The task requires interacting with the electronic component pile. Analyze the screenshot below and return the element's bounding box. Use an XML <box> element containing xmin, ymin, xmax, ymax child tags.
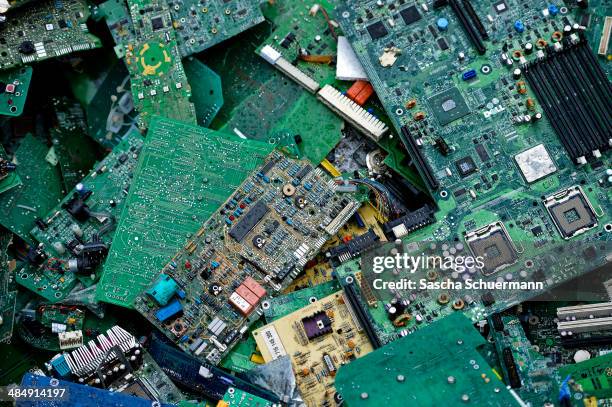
<box><xmin>0</xmin><ymin>0</ymin><xmax>610</xmax><ymax>406</ymax></box>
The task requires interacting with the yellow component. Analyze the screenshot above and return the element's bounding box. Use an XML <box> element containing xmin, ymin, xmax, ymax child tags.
<box><xmin>67</xmin><ymin>317</ymin><xmax>76</xmax><ymax>324</ymax></box>
<box><xmin>320</xmin><ymin>158</ymin><xmax>341</xmax><ymax>177</ymax></box>
<box><xmin>172</xmin><ymin>21</ymin><xmax>179</xmax><ymax>29</ymax></box>
<box><xmin>347</xmin><ymin>340</ymin><xmax>356</xmax><ymax>349</ymax></box>
<box><xmin>491</xmin><ymin>368</ymin><xmax>503</xmax><ymax>381</ymax></box>
<box><xmin>59</xmin><ymin>277</ymin><xmax>65</xmax><ymax>283</ymax></box>
<box><xmin>584</xmin><ymin>396</ymin><xmax>598</xmax><ymax>407</ymax></box>
<box><xmin>250</xmin><ymin>353</ymin><xmax>265</xmax><ymax>364</ymax></box>
<box><xmin>216</xmin><ymin>401</ymin><xmax>229</xmax><ymax>407</ymax></box>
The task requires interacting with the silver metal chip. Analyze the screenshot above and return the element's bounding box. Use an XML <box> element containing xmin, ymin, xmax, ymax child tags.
<box><xmin>514</xmin><ymin>144</ymin><xmax>557</xmax><ymax>183</ymax></box>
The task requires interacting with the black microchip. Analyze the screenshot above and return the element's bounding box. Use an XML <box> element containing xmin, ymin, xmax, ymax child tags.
<box><xmin>400</xmin><ymin>5</ymin><xmax>421</xmax><ymax>25</ymax></box>
<box><xmin>475</xmin><ymin>144</ymin><xmax>490</xmax><ymax>162</ymax></box>
<box><xmin>58</xmin><ymin>19</ymin><xmax>68</xmax><ymax>29</ymax></box>
<box><xmin>437</xmin><ymin>37</ymin><xmax>449</xmax><ymax>50</ymax></box>
<box><xmin>531</xmin><ymin>226</ymin><xmax>543</xmax><ymax>236</ymax></box>
<box><xmin>367</xmin><ymin>21</ymin><xmax>388</xmax><ymax>40</ymax></box>
<box><xmin>481</xmin><ymin>292</ymin><xmax>495</xmax><ymax>306</ymax></box>
<box><xmin>18</xmin><ymin>40</ymin><xmax>35</xmax><ymax>55</ymax></box>
<box><xmin>455</xmin><ymin>156</ymin><xmax>477</xmax><ymax>177</ymax></box>
<box><xmin>229</xmin><ymin>200</ymin><xmax>269</xmax><ymax>242</ymax></box>
<box><xmin>151</xmin><ymin>16</ymin><xmax>164</xmax><ymax>30</ymax></box>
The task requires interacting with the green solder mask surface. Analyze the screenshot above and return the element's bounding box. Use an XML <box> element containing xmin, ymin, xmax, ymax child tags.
<box><xmin>97</xmin><ymin>116</ymin><xmax>274</xmax><ymax>308</ymax></box>
<box><xmin>124</xmin><ymin>0</ymin><xmax>196</xmax><ymax>129</ymax></box>
<box><xmin>0</xmin><ymin>0</ymin><xmax>101</xmax><ymax>70</ymax></box>
<box><xmin>0</xmin><ymin>134</ymin><xmax>64</xmax><ymax>245</ymax></box>
<box><xmin>0</xmin><ymin>144</ymin><xmax>21</xmax><ymax>195</ymax></box>
<box><xmin>335</xmin><ymin>313</ymin><xmax>521</xmax><ymax>406</ymax></box>
<box><xmin>20</xmin><ymin>129</ymin><xmax>144</xmax><ymax>302</ymax></box>
<box><xmin>0</xmin><ymin>231</ymin><xmax>16</xmax><ymax>343</ymax></box>
<box><xmin>0</xmin><ymin>66</ymin><xmax>32</xmax><ymax>117</ymax></box>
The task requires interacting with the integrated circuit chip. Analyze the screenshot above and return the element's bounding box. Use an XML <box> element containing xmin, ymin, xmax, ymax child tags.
<box><xmin>367</xmin><ymin>21</ymin><xmax>388</xmax><ymax>40</ymax></box>
<box><xmin>229</xmin><ymin>200</ymin><xmax>270</xmax><ymax>243</ymax></box>
<box><xmin>466</xmin><ymin>222</ymin><xmax>518</xmax><ymax>275</ymax></box>
<box><xmin>544</xmin><ymin>186</ymin><xmax>598</xmax><ymax>239</ymax></box>
<box><xmin>455</xmin><ymin>156</ymin><xmax>478</xmax><ymax>178</ymax></box>
<box><xmin>400</xmin><ymin>5</ymin><xmax>421</xmax><ymax>25</ymax></box>
<box><xmin>428</xmin><ymin>87</ymin><xmax>471</xmax><ymax>126</ymax></box>
<box><xmin>514</xmin><ymin>144</ymin><xmax>557</xmax><ymax>183</ymax></box>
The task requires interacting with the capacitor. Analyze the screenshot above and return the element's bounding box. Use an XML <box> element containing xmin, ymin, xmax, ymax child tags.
<box><xmin>391</xmin><ymin>297</ymin><xmax>405</xmax><ymax>314</ymax></box>
<box><xmin>514</xmin><ymin>20</ymin><xmax>525</xmax><ymax>33</ymax></box>
<box><xmin>71</xmin><ymin>223</ymin><xmax>83</xmax><ymax>238</ymax></box>
<box><xmin>458</xmin><ymin>51</ymin><xmax>465</xmax><ymax>61</ymax></box>
<box><xmin>534</xmin><ymin>112</ymin><xmax>543</xmax><ymax>121</ymax></box>
<box><xmin>513</xmin><ymin>68</ymin><xmax>522</xmax><ymax>79</ymax></box>
<box><xmin>52</xmin><ymin>242</ymin><xmax>66</xmax><ymax>255</ymax></box>
<box><xmin>524</xmin><ymin>42</ymin><xmax>533</xmax><ymax>54</ymax></box>
<box><xmin>547</xmin><ymin>4</ymin><xmax>559</xmax><ymax>16</ymax></box>
<box><xmin>437</xmin><ymin>17</ymin><xmax>449</xmax><ymax>31</ymax></box>
<box><xmin>387</xmin><ymin>306</ymin><xmax>398</xmax><ymax>320</ymax></box>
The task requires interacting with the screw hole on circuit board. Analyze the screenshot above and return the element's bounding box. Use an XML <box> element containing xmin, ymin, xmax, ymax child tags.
<box><xmin>49</xmin><ymin>378</ymin><xmax>59</xmax><ymax>386</ymax></box>
<box><xmin>560</xmin><ymin>6</ymin><xmax>568</xmax><ymax>13</ymax></box>
<box><xmin>345</xmin><ymin>275</ymin><xmax>354</xmax><ymax>284</ymax></box>
<box><xmin>440</xmin><ymin>190</ymin><xmax>448</xmax><ymax>198</ymax></box>
<box><xmin>525</xmin><ymin>259</ymin><xmax>534</xmax><ymax>268</ymax></box>
<box><xmin>262</xmin><ymin>300</ymin><xmax>270</xmax><ymax>309</ymax></box>
<box><xmin>309</xmin><ymin>296</ymin><xmax>317</xmax><ymax>303</ymax></box>
<box><xmin>605</xmin><ymin>224</ymin><xmax>612</xmax><ymax>232</ymax></box>
<box><xmin>228</xmin><ymin>387</ymin><xmax>235</xmax><ymax>394</ymax></box>
<box><xmin>10</xmin><ymin>106</ymin><xmax>17</xmax><ymax>113</ymax></box>
<box><xmin>55</xmin><ymin>292</ymin><xmax>61</xmax><ymax>298</ymax></box>
<box><xmin>21</xmin><ymin>273</ymin><xmax>27</xmax><ymax>279</ymax></box>
<box><xmin>342</xmin><ymin>11</ymin><xmax>350</xmax><ymax>18</ymax></box>
<box><xmin>480</xmin><ymin>64</ymin><xmax>492</xmax><ymax>75</ymax></box>
<box><xmin>395</xmin><ymin>108</ymin><xmax>403</xmax><ymax>116</ymax></box>
<box><xmin>152</xmin><ymin>402</ymin><xmax>161</xmax><ymax>407</ymax></box>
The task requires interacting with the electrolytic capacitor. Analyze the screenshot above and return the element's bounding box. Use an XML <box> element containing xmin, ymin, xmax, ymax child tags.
<box><xmin>524</xmin><ymin>42</ymin><xmax>533</xmax><ymax>54</ymax></box>
<box><xmin>513</xmin><ymin>68</ymin><xmax>522</xmax><ymax>79</ymax></box>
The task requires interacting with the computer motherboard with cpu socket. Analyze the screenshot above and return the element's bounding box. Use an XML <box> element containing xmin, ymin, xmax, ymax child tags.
<box><xmin>0</xmin><ymin>0</ymin><xmax>610</xmax><ymax>405</ymax></box>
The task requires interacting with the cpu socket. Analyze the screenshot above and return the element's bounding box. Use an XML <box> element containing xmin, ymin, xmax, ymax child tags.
<box><xmin>466</xmin><ymin>221</ymin><xmax>518</xmax><ymax>276</ymax></box>
<box><xmin>544</xmin><ymin>186</ymin><xmax>598</xmax><ymax>239</ymax></box>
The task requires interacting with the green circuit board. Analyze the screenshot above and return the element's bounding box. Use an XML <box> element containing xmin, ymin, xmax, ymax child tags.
<box><xmin>559</xmin><ymin>352</ymin><xmax>612</xmax><ymax>399</ymax></box>
<box><xmin>97</xmin><ymin>116</ymin><xmax>273</xmax><ymax>308</ymax></box>
<box><xmin>183</xmin><ymin>57</ymin><xmax>224</xmax><ymax>128</ymax></box>
<box><xmin>0</xmin><ymin>134</ymin><xmax>64</xmax><ymax>244</ymax></box>
<box><xmin>335</xmin><ymin>313</ymin><xmax>520</xmax><ymax>406</ymax></box>
<box><xmin>18</xmin><ymin>129</ymin><xmax>143</xmax><ymax>302</ymax></box>
<box><xmin>0</xmin><ymin>231</ymin><xmax>16</xmax><ymax>343</ymax></box>
<box><xmin>489</xmin><ymin>315</ymin><xmax>559</xmax><ymax>405</ymax></box>
<box><xmin>328</xmin><ymin>0</ymin><xmax>612</xmax><ymax>345</ymax></box>
<box><xmin>0</xmin><ymin>144</ymin><xmax>21</xmax><ymax>195</ymax></box>
<box><xmin>133</xmin><ymin>150</ymin><xmax>360</xmax><ymax>365</ymax></box>
<box><xmin>0</xmin><ymin>66</ymin><xmax>32</xmax><ymax>117</ymax></box>
<box><xmin>336</xmin><ymin>0</ymin><xmax>612</xmax><ymax>191</ymax></box>
<box><xmin>124</xmin><ymin>0</ymin><xmax>196</xmax><ymax>129</ymax></box>
<box><xmin>219</xmin><ymin>386</ymin><xmax>274</xmax><ymax>407</ymax></box>
<box><xmin>169</xmin><ymin>0</ymin><xmax>265</xmax><ymax>57</ymax></box>
<box><xmin>0</xmin><ymin>0</ymin><xmax>102</xmax><ymax>70</ymax></box>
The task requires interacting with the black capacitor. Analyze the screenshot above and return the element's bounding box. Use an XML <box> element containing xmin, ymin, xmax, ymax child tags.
<box><xmin>524</xmin><ymin>42</ymin><xmax>533</xmax><ymax>54</ymax></box>
<box><xmin>391</xmin><ymin>297</ymin><xmax>405</xmax><ymax>314</ymax></box>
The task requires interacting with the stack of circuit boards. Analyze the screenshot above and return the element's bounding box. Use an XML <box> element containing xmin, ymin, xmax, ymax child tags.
<box><xmin>0</xmin><ymin>0</ymin><xmax>610</xmax><ymax>406</ymax></box>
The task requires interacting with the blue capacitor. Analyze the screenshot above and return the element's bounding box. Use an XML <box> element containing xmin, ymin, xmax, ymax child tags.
<box><xmin>548</xmin><ymin>4</ymin><xmax>559</xmax><ymax>16</ymax></box>
<box><xmin>437</xmin><ymin>17</ymin><xmax>449</xmax><ymax>31</ymax></box>
<box><xmin>514</xmin><ymin>20</ymin><xmax>525</xmax><ymax>33</ymax></box>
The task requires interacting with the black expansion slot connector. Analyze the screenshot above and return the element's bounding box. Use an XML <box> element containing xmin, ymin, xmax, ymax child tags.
<box><xmin>461</xmin><ymin>0</ymin><xmax>488</xmax><ymax>40</ymax></box>
<box><xmin>399</xmin><ymin>126</ymin><xmax>439</xmax><ymax>190</ymax></box>
<box><xmin>448</xmin><ymin>0</ymin><xmax>486</xmax><ymax>54</ymax></box>
<box><xmin>342</xmin><ymin>276</ymin><xmax>382</xmax><ymax>349</ymax></box>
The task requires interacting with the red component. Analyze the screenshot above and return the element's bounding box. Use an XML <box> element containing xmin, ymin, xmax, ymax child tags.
<box><xmin>7</xmin><ymin>99</ymin><xmax>12</xmax><ymax>105</ymax></box>
<box><xmin>229</xmin><ymin>215</ymin><xmax>235</xmax><ymax>221</ymax></box>
<box><xmin>239</xmin><ymin>203</ymin><xmax>246</xmax><ymax>209</ymax></box>
<box><xmin>243</xmin><ymin>276</ymin><xmax>267</xmax><ymax>298</ymax></box>
<box><xmin>343</xmin><ymin>235</ymin><xmax>352</xmax><ymax>243</ymax></box>
<box><xmin>346</xmin><ymin>80</ymin><xmax>374</xmax><ymax>105</ymax></box>
<box><xmin>236</xmin><ymin>284</ymin><xmax>259</xmax><ymax>306</ymax></box>
<box><xmin>5</xmin><ymin>84</ymin><xmax>16</xmax><ymax>94</ymax></box>
<box><xmin>184</xmin><ymin>261</ymin><xmax>191</xmax><ymax>269</ymax></box>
